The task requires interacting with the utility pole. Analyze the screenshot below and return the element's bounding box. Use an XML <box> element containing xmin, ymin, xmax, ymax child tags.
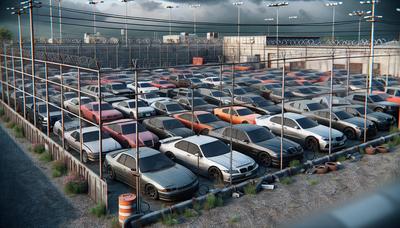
<box><xmin>233</xmin><ymin>1</ymin><xmax>243</xmax><ymax>63</ymax></box>
<box><xmin>325</xmin><ymin>2</ymin><xmax>343</xmax><ymax>42</ymax></box>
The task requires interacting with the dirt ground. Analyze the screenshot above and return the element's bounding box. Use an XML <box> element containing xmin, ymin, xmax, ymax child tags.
<box><xmin>152</xmin><ymin>147</ymin><xmax>400</xmax><ymax>228</ymax></box>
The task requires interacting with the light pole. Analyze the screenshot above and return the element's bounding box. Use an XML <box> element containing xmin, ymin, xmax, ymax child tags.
<box><xmin>165</xmin><ymin>5</ymin><xmax>176</xmax><ymax>35</ymax></box>
<box><xmin>190</xmin><ymin>4</ymin><xmax>200</xmax><ymax>34</ymax></box>
<box><xmin>55</xmin><ymin>0</ymin><xmax>62</xmax><ymax>44</ymax></box>
<box><xmin>49</xmin><ymin>0</ymin><xmax>53</xmax><ymax>42</ymax></box>
<box><xmin>233</xmin><ymin>1</ymin><xmax>243</xmax><ymax>63</ymax></box>
<box><xmin>266</xmin><ymin>1</ymin><xmax>289</xmax><ymax>68</ymax></box>
<box><xmin>288</xmin><ymin>15</ymin><xmax>298</xmax><ymax>20</ymax></box>
<box><xmin>88</xmin><ymin>0</ymin><xmax>104</xmax><ymax>36</ymax></box>
<box><xmin>349</xmin><ymin>10</ymin><xmax>371</xmax><ymax>44</ymax></box>
<box><xmin>264</xmin><ymin>18</ymin><xmax>274</xmax><ymax>36</ymax></box>
<box><xmin>325</xmin><ymin>2</ymin><xmax>343</xmax><ymax>42</ymax></box>
<box><xmin>121</xmin><ymin>0</ymin><xmax>133</xmax><ymax>47</ymax></box>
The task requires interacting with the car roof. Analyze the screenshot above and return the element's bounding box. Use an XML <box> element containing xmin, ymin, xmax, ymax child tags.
<box><xmin>149</xmin><ymin>116</ymin><xmax>175</xmax><ymax>121</ymax></box>
<box><xmin>80</xmin><ymin>126</ymin><xmax>100</xmax><ymax>133</ymax></box>
<box><xmin>182</xmin><ymin>135</ymin><xmax>218</xmax><ymax>145</ymax></box>
<box><xmin>278</xmin><ymin>112</ymin><xmax>306</xmax><ymax>120</ymax></box>
<box><xmin>232</xmin><ymin>124</ymin><xmax>263</xmax><ymax>131</ymax></box>
<box><xmin>121</xmin><ymin>148</ymin><xmax>160</xmax><ymax>158</ymax></box>
<box><xmin>106</xmin><ymin>119</ymin><xmax>137</xmax><ymax>125</ymax></box>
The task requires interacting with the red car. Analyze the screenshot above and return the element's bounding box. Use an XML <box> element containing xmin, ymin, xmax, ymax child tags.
<box><xmin>102</xmin><ymin>119</ymin><xmax>159</xmax><ymax>148</ymax></box>
<box><xmin>151</xmin><ymin>79</ymin><xmax>176</xmax><ymax>89</ymax></box>
<box><xmin>81</xmin><ymin>102</ymin><xmax>123</xmax><ymax>124</ymax></box>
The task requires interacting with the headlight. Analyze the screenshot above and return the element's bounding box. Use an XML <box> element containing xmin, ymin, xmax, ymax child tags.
<box><xmin>222</xmin><ymin>169</ymin><xmax>239</xmax><ymax>174</ymax></box>
<box><xmin>321</xmin><ymin>137</ymin><xmax>329</xmax><ymax>141</ymax></box>
<box><xmin>159</xmin><ymin>187</ymin><xmax>176</xmax><ymax>192</ymax></box>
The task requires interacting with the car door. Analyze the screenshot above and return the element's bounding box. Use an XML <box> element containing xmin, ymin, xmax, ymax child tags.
<box><xmin>121</xmin><ymin>155</ymin><xmax>137</xmax><ymax>187</ymax></box>
<box><xmin>233</xmin><ymin>129</ymin><xmax>254</xmax><ymax>155</ymax></box>
<box><xmin>283</xmin><ymin>118</ymin><xmax>303</xmax><ymax>142</ymax></box>
<box><xmin>267</xmin><ymin>116</ymin><xmax>282</xmax><ymax>134</ymax></box>
<box><xmin>114</xmin><ymin>154</ymin><xmax>127</xmax><ymax>181</ymax></box>
<box><xmin>185</xmin><ymin>142</ymin><xmax>204</xmax><ymax>174</ymax></box>
<box><xmin>69</xmin><ymin>131</ymin><xmax>81</xmax><ymax>151</ymax></box>
<box><xmin>173</xmin><ymin>140</ymin><xmax>190</xmax><ymax>166</ymax></box>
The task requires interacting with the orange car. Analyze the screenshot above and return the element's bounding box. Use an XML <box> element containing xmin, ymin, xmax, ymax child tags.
<box><xmin>214</xmin><ymin>106</ymin><xmax>261</xmax><ymax>124</ymax></box>
<box><xmin>173</xmin><ymin>111</ymin><xmax>229</xmax><ymax>134</ymax></box>
<box><xmin>373</xmin><ymin>91</ymin><xmax>400</xmax><ymax>105</ymax></box>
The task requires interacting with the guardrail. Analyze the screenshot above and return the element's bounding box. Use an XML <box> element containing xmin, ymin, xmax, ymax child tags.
<box><xmin>0</xmin><ymin>100</ymin><xmax>108</xmax><ymax>208</ymax></box>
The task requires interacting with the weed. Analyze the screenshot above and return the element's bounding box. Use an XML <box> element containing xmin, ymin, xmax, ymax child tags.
<box><xmin>13</xmin><ymin>125</ymin><xmax>24</xmax><ymax>138</ymax></box>
<box><xmin>389</xmin><ymin>126</ymin><xmax>399</xmax><ymax>134</ymax></box>
<box><xmin>0</xmin><ymin>108</ymin><xmax>4</xmax><ymax>116</ymax></box>
<box><xmin>308</xmin><ymin>179</ymin><xmax>318</xmax><ymax>186</ymax></box>
<box><xmin>193</xmin><ymin>201</ymin><xmax>202</xmax><ymax>212</ymax></box>
<box><xmin>64</xmin><ymin>173</ymin><xmax>88</xmax><ymax>195</ymax></box>
<box><xmin>183</xmin><ymin>208</ymin><xmax>197</xmax><ymax>219</ymax></box>
<box><xmin>280</xmin><ymin>176</ymin><xmax>293</xmax><ymax>185</ymax></box>
<box><xmin>161</xmin><ymin>213</ymin><xmax>179</xmax><ymax>226</ymax></box>
<box><xmin>90</xmin><ymin>203</ymin><xmax>106</xmax><ymax>218</ymax></box>
<box><xmin>391</xmin><ymin>135</ymin><xmax>400</xmax><ymax>146</ymax></box>
<box><xmin>52</xmin><ymin>160</ymin><xmax>67</xmax><ymax>177</ymax></box>
<box><xmin>3</xmin><ymin>116</ymin><xmax>10</xmax><ymax>123</ymax></box>
<box><xmin>39</xmin><ymin>152</ymin><xmax>52</xmax><ymax>162</ymax></box>
<box><xmin>110</xmin><ymin>217</ymin><xmax>119</xmax><ymax>228</ymax></box>
<box><xmin>33</xmin><ymin>144</ymin><xmax>45</xmax><ymax>154</ymax></box>
<box><xmin>336</xmin><ymin>156</ymin><xmax>347</xmax><ymax>163</ymax></box>
<box><xmin>359</xmin><ymin>147</ymin><xmax>365</xmax><ymax>154</ymax></box>
<box><xmin>6</xmin><ymin>121</ymin><xmax>15</xmax><ymax>129</ymax></box>
<box><xmin>228</xmin><ymin>215</ymin><xmax>240</xmax><ymax>224</ymax></box>
<box><xmin>244</xmin><ymin>183</ymin><xmax>257</xmax><ymax>195</ymax></box>
<box><xmin>289</xmin><ymin>160</ymin><xmax>301</xmax><ymax>168</ymax></box>
<box><xmin>204</xmin><ymin>194</ymin><xmax>223</xmax><ymax>210</ymax></box>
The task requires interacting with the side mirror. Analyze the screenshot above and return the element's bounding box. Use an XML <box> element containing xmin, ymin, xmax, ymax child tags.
<box><xmin>130</xmin><ymin>168</ymin><xmax>136</xmax><ymax>172</ymax></box>
<box><xmin>244</xmin><ymin>139</ymin><xmax>250</xmax><ymax>143</ymax></box>
<box><xmin>194</xmin><ymin>153</ymin><xmax>202</xmax><ymax>158</ymax></box>
<box><xmin>333</xmin><ymin>117</ymin><xmax>338</xmax><ymax>121</ymax></box>
<box><xmin>294</xmin><ymin>126</ymin><xmax>300</xmax><ymax>130</ymax></box>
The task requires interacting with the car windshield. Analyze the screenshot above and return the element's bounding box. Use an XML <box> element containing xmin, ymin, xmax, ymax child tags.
<box><xmin>191</xmin><ymin>98</ymin><xmax>208</xmax><ymax>106</ymax></box>
<box><xmin>252</xmin><ymin>97</ymin><xmax>273</xmax><ymax>106</ymax></box>
<box><xmin>296</xmin><ymin>117</ymin><xmax>318</xmax><ymax>129</ymax></box>
<box><xmin>64</xmin><ymin>93</ymin><xmax>75</xmax><ymax>100</ymax></box>
<box><xmin>200</xmin><ymin>140</ymin><xmax>229</xmax><ymax>157</ymax></box>
<box><xmin>298</xmin><ymin>88</ymin><xmax>313</xmax><ymax>93</ymax></box>
<box><xmin>334</xmin><ymin>111</ymin><xmax>353</xmax><ymax>120</ymax></box>
<box><xmin>163</xmin><ymin>119</ymin><xmax>184</xmax><ymax>129</ymax></box>
<box><xmin>83</xmin><ymin>131</ymin><xmax>110</xmax><ymax>142</ymax></box>
<box><xmin>143</xmin><ymin>93</ymin><xmax>159</xmax><ymax>99</ymax></box>
<box><xmin>81</xmin><ymin>98</ymin><xmax>92</xmax><ymax>104</ymax></box>
<box><xmin>120</xmin><ymin>123</ymin><xmax>146</xmax><ymax>134</ymax></box>
<box><xmin>190</xmin><ymin>78</ymin><xmax>201</xmax><ymax>83</ymax></box>
<box><xmin>158</xmin><ymin>81</ymin><xmax>169</xmax><ymax>84</ymax></box>
<box><xmin>197</xmin><ymin>113</ymin><xmax>218</xmax><ymax>123</ymax></box>
<box><xmin>307</xmin><ymin>103</ymin><xmax>328</xmax><ymax>111</ymax></box>
<box><xmin>247</xmin><ymin>128</ymin><xmax>275</xmax><ymax>143</ymax></box>
<box><xmin>140</xmin><ymin>153</ymin><xmax>175</xmax><ymax>172</ymax></box>
<box><xmin>140</xmin><ymin>83</ymin><xmax>152</xmax><ymax>88</ymax></box>
<box><xmin>38</xmin><ymin>104</ymin><xmax>58</xmax><ymax>113</ymax></box>
<box><xmin>233</xmin><ymin>89</ymin><xmax>246</xmax><ymax>95</ymax></box>
<box><xmin>369</xmin><ymin>95</ymin><xmax>385</xmax><ymax>102</ymax></box>
<box><xmin>166</xmin><ymin>104</ymin><xmax>183</xmax><ymax>112</ymax></box>
<box><xmin>354</xmin><ymin>107</ymin><xmax>372</xmax><ymax>114</ymax></box>
<box><xmin>127</xmin><ymin>101</ymin><xmax>147</xmax><ymax>108</ymax></box>
<box><xmin>236</xmin><ymin>108</ymin><xmax>253</xmax><ymax>116</ymax></box>
<box><xmin>92</xmin><ymin>103</ymin><xmax>113</xmax><ymax>111</ymax></box>
<box><xmin>211</xmin><ymin>91</ymin><xmax>225</xmax><ymax>97</ymax></box>
<box><xmin>112</xmin><ymin>84</ymin><xmax>126</xmax><ymax>90</ymax></box>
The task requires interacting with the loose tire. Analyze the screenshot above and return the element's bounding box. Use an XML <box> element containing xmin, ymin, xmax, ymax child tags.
<box><xmin>145</xmin><ymin>184</ymin><xmax>159</xmax><ymax>200</ymax></box>
<box><xmin>258</xmin><ymin>152</ymin><xmax>272</xmax><ymax>167</ymax></box>
<box><xmin>208</xmin><ymin>167</ymin><xmax>223</xmax><ymax>182</ymax></box>
<box><xmin>343</xmin><ymin>127</ymin><xmax>356</xmax><ymax>140</ymax></box>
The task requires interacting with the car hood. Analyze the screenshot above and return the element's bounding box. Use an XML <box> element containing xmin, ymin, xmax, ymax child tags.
<box><xmin>207</xmin><ymin>151</ymin><xmax>253</xmax><ymax>170</ymax></box>
<box><xmin>114</xmin><ymin>89</ymin><xmax>131</xmax><ymax>94</ymax></box>
<box><xmin>259</xmin><ymin>105</ymin><xmax>281</xmax><ymax>114</ymax></box>
<box><xmin>145</xmin><ymin>97</ymin><xmax>171</xmax><ymax>104</ymax></box>
<box><xmin>43</xmin><ymin>111</ymin><xmax>62</xmax><ymax>118</ymax></box>
<box><xmin>194</xmin><ymin>104</ymin><xmax>217</xmax><ymax>112</ymax></box>
<box><xmin>85</xmin><ymin>138</ymin><xmax>121</xmax><ymax>153</ymax></box>
<box><xmin>255</xmin><ymin>137</ymin><xmax>301</xmax><ymax>155</ymax></box>
<box><xmin>377</xmin><ymin>101</ymin><xmax>398</xmax><ymax>107</ymax></box>
<box><xmin>138</xmin><ymin>107</ymin><xmax>155</xmax><ymax>113</ymax></box>
<box><xmin>208</xmin><ymin>121</ymin><xmax>230</xmax><ymax>129</ymax></box>
<box><xmin>143</xmin><ymin>164</ymin><xmax>197</xmax><ymax>189</ymax></box>
<box><xmin>345</xmin><ymin>117</ymin><xmax>372</xmax><ymax>127</ymax></box>
<box><xmin>368</xmin><ymin>112</ymin><xmax>394</xmax><ymax>121</ymax></box>
<box><xmin>169</xmin><ymin>128</ymin><xmax>195</xmax><ymax>137</ymax></box>
<box><xmin>125</xmin><ymin>131</ymin><xmax>157</xmax><ymax>143</ymax></box>
<box><xmin>307</xmin><ymin>125</ymin><xmax>343</xmax><ymax>138</ymax></box>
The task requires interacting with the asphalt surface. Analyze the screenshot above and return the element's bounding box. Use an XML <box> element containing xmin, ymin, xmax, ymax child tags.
<box><xmin>0</xmin><ymin>125</ymin><xmax>77</xmax><ymax>228</ymax></box>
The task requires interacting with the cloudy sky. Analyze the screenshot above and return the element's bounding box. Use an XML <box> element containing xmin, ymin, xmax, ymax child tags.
<box><xmin>0</xmin><ymin>0</ymin><xmax>399</xmax><ymax>40</ymax></box>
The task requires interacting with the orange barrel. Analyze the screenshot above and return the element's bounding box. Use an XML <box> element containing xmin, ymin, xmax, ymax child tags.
<box><xmin>192</xmin><ymin>57</ymin><xmax>204</xmax><ymax>65</ymax></box>
<box><xmin>119</xmin><ymin>193</ymin><xmax>136</xmax><ymax>225</ymax></box>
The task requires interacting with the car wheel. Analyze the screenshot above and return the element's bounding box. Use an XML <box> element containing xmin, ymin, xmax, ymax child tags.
<box><xmin>343</xmin><ymin>127</ymin><xmax>356</xmax><ymax>140</ymax></box>
<box><xmin>200</xmin><ymin>128</ymin><xmax>209</xmax><ymax>135</ymax></box>
<box><xmin>258</xmin><ymin>152</ymin><xmax>272</xmax><ymax>167</ymax></box>
<box><xmin>165</xmin><ymin>151</ymin><xmax>176</xmax><ymax>160</ymax></box>
<box><xmin>145</xmin><ymin>184</ymin><xmax>159</xmax><ymax>200</ymax></box>
<box><xmin>107</xmin><ymin>166</ymin><xmax>116</xmax><ymax>180</ymax></box>
<box><xmin>375</xmin><ymin>107</ymin><xmax>384</xmax><ymax>112</ymax></box>
<box><xmin>208</xmin><ymin>167</ymin><xmax>223</xmax><ymax>182</ymax></box>
<box><xmin>305</xmin><ymin>137</ymin><xmax>319</xmax><ymax>153</ymax></box>
<box><xmin>82</xmin><ymin>151</ymin><xmax>89</xmax><ymax>163</ymax></box>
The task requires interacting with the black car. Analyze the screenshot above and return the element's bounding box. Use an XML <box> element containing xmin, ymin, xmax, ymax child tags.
<box><xmin>208</xmin><ymin>124</ymin><xmax>303</xmax><ymax>167</ymax></box>
<box><xmin>177</xmin><ymin>97</ymin><xmax>217</xmax><ymax>113</ymax></box>
<box><xmin>347</xmin><ymin>94</ymin><xmax>399</xmax><ymax>117</ymax></box>
<box><xmin>342</xmin><ymin>105</ymin><xmax>396</xmax><ymax>131</ymax></box>
<box><xmin>142</xmin><ymin>117</ymin><xmax>195</xmax><ymax>139</ymax></box>
<box><xmin>26</xmin><ymin>102</ymin><xmax>62</xmax><ymax>131</ymax></box>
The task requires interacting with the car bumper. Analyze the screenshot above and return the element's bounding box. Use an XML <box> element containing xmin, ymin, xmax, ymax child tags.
<box><xmin>158</xmin><ymin>181</ymin><xmax>199</xmax><ymax>201</ymax></box>
<box><xmin>357</xmin><ymin>127</ymin><xmax>377</xmax><ymax>139</ymax></box>
<box><xmin>320</xmin><ymin>138</ymin><xmax>347</xmax><ymax>152</ymax></box>
<box><xmin>272</xmin><ymin>153</ymin><xmax>304</xmax><ymax>167</ymax></box>
<box><xmin>224</xmin><ymin>166</ymin><xmax>259</xmax><ymax>183</ymax></box>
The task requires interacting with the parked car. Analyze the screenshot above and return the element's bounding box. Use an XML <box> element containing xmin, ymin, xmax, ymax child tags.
<box><xmin>198</xmin><ymin>88</ymin><xmax>231</xmax><ymax>106</ymax></box>
<box><xmin>312</xmin><ymin>96</ymin><xmax>352</xmax><ymax>107</ymax></box>
<box><xmin>341</xmin><ymin>105</ymin><xmax>395</xmax><ymax>131</ymax></box>
<box><xmin>139</xmin><ymin>93</ymin><xmax>172</xmax><ymax>105</ymax></box>
<box><xmin>112</xmin><ymin>99</ymin><xmax>156</xmax><ymax>119</ymax></box>
<box><xmin>173</xmin><ymin>111</ymin><xmax>229</xmax><ymax>134</ymax></box>
<box><xmin>64</xmin><ymin>126</ymin><xmax>122</xmax><ymax>163</ymax></box>
<box><xmin>209</xmin><ymin>124</ymin><xmax>303</xmax><ymax>167</ymax></box>
<box><xmin>53</xmin><ymin>116</ymin><xmax>83</xmax><ymax>140</ymax></box>
<box><xmin>234</xmin><ymin>95</ymin><xmax>281</xmax><ymax>115</ymax></box>
<box><xmin>64</xmin><ymin>96</ymin><xmax>93</xmax><ymax>115</ymax></box>
<box><xmin>151</xmin><ymin>100</ymin><xmax>186</xmax><ymax>115</ymax></box>
<box><xmin>347</xmin><ymin>93</ymin><xmax>399</xmax><ymax>116</ymax></box>
<box><xmin>214</xmin><ymin>106</ymin><xmax>261</xmax><ymax>124</ymax></box>
<box><xmin>50</xmin><ymin>92</ymin><xmax>77</xmax><ymax>107</ymax></box>
<box><xmin>26</xmin><ymin>102</ymin><xmax>61</xmax><ymax>131</ymax></box>
<box><xmin>306</xmin><ymin>108</ymin><xmax>376</xmax><ymax>140</ymax></box>
<box><xmin>201</xmin><ymin>76</ymin><xmax>225</xmax><ymax>87</ymax></box>
<box><xmin>104</xmin><ymin>82</ymin><xmax>132</xmax><ymax>97</ymax></box>
<box><xmin>151</xmin><ymin>79</ymin><xmax>176</xmax><ymax>89</ymax></box>
<box><xmin>177</xmin><ymin>97</ymin><xmax>217</xmax><ymax>113</ymax></box>
<box><xmin>284</xmin><ymin>100</ymin><xmax>328</xmax><ymax>114</ymax></box>
<box><xmin>269</xmin><ymin>88</ymin><xmax>298</xmax><ymax>103</ymax></box>
<box><xmin>159</xmin><ymin>135</ymin><xmax>258</xmax><ymax>183</ymax></box>
<box><xmin>127</xmin><ymin>81</ymin><xmax>159</xmax><ymax>94</ymax></box>
<box><xmin>143</xmin><ymin>117</ymin><xmax>195</xmax><ymax>139</ymax></box>
<box><xmin>255</xmin><ymin>113</ymin><xmax>346</xmax><ymax>152</ymax></box>
<box><xmin>104</xmin><ymin>148</ymin><xmax>199</xmax><ymax>200</ymax></box>
<box><xmin>81</xmin><ymin>102</ymin><xmax>123</xmax><ymax>124</ymax></box>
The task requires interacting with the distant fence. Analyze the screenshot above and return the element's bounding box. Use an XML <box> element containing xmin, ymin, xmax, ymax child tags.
<box><xmin>0</xmin><ymin>100</ymin><xmax>108</xmax><ymax>208</ymax></box>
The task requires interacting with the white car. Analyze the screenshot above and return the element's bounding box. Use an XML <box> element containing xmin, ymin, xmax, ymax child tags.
<box><xmin>201</xmin><ymin>76</ymin><xmax>225</xmax><ymax>87</ymax></box>
<box><xmin>138</xmin><ymin>93</ymin><xmax>172</xmax><ymax>105</ymax></box>
<box><xmin>64</xmin><ymin>126</ymin><xmax>122</xmax><ymax>163</ymax></box>
<box><xmin>64</xmin><ymin>96</ymin><xmax>93</xmax><ymax>115</ymax></box>
<box><xmin>127</xmin><ymin>81</ymin><xmax>159</xmax><ymax>94</ymax></box>
<box><xmin>112</xmin><ymin>99</ymin><xmax>156</xmax><ymax>119</ymax></box>
<box><xmin>159</xmin><ymin>135</ymin><xmax>258</xmax><ymax>183</ymax></box>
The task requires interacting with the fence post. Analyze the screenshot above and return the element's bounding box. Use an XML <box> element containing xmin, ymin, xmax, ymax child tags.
<box><xmin>11</xmin><ymin>42</ymin><xmax>17</xmax><ymax>112</ymax></box>
<box><xmin>0</xmin><ymin>46</ymin><xmax>4</xmax><ymax>102</ymax></box>
<box><xmin>44</xmin><ymin>53</ymin><xmax>50</xmax><ymax>137</ymax></box>
<box><xmin>280</xmin><ymin>53</ymin><xmax>286</xmax><ymax>170</ymax></box>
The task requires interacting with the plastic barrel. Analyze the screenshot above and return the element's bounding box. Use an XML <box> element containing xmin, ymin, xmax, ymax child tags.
<box><xmin>119</xmin><ymin>193</ymin><xmax>136</xmax><ymax>225</ymax></box>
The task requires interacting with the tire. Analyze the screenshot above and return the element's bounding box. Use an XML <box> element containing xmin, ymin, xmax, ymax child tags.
<box><xmin>242</xmin><ymin>121</ymin><xmax>249</xmax><ymax>124</ymax></box>
<box><xmin>208</xmin><ymin>167</ymin><xmax>223</xmax><ymax>182</ymax></box>
<box><xmin>305</xmin><ymin>137</ymin><xmax>319</xmax><ymax>153</ymax></box>
<box><xmin>258</xmin><ymin>152</ymin><xmax>272</xmax><ymax>167</ymax></box>
<box><xmin>82</xmin><ymin>151</ymin><xmax>89</xmax><ymax>163</ymax></box>
<box><xmin>64</xmin><ymin>142</ymin><xmax>71</xmax><ymax>151</ymax></box>
<box><xmin>145</xmin><ymin>184</ymin><xmax>159</xmax><ymax>200</ymax></box>
<box><xmin>165</xmin><ymin>151</ymin><xmax>176</xmax><ymax>160</ymax></box>
<box><xmin>343</xmin><ymin>127</ymin><xmax>356</xmax><ymax>140</ymax></box>
<box><xmin>107</xmin><ymin>166</ymin><xmax>116</xmax><ymax>180</ymax></box>
<box><xmin>375</xmin><ymin>107</ymin><xmax>384</xmax><ymax>112</ymax></box>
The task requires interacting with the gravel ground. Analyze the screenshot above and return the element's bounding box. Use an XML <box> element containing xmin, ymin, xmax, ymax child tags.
<box><xmin>0</xmin><ymin>120</ymin><xmax>114</xmax><ymax>227</ymax></box>
<box><xmin>151</xmin><ymin>147</ymin><xmax>400</xmax><ymax>228</ymax></box>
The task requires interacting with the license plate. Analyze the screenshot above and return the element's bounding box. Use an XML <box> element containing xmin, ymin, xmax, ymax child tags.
<box><xmin>145</xmin><ymin>113</ymin><xmax>150</xmax><ymax>117</ymax></box>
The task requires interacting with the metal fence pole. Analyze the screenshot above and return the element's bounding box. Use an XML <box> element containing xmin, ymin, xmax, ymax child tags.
<box><xmin>11</xmin><ymin>43</ymin><xmax>17</xmax><ymax>111</ymax></box>
<box><xmin>132</xmin><ymin>59</ymin><xmax>141</xmax><ymax>214</ymax></box>
<box><xmin>329</xmin><ymin>53</ymin><xmax>334</xmax><ymax>155</ymax></box>
<box><xmin>0</xmin><ymin>50</ymin><xmax>3</xmax><ymax>102</ymax></box>
<box><xmin>78</xmin><ymin>68</ymin><xmax>83</xmax><ymax>162</ymax></box>
<box><xmin>17</xmin><ymin>12</ymin><xmax>27</xmax><ymax>119</ymax></box>
<box><xmin>97</xmin><ymin>66</ymin><xmax>103</xmax><ymax>179</ymax></box>
<box><xmin>44</xmin><ymin>56</ymin><xmax>50</xmax><ymax>137</ymax></box>
<box><xmin>280</xmin><ymin>55</ymin><xmax>285</xmax><ymax>170</ymax></box>
<box><xmin>386</xmin><ymin>53</ymin><xmax>391</xmax><ymax>86</ymax></box>
<box><xmin>346</xmin><ymin>49</ymin><xmax>350</xmax><ymax>97</ymax></box>
<box><xmin>29</xmin><ymin>0</ymin><xmax>37</xmax><ymax>127</ymax></box>
<box><xmin>218</xmin><ymin>56</ymin><xmax>223</xmax><ymax>107</ymax></box>
<box><xmin>4</xmin><ymin>44</ymin><xmax>10</xmax><ymax>106</ymax></box>
<box><xmin>60</xmin><ymin>56</ymin><xmax>65</xmax><ymax>150</ymax></box>
<box><xmin>229</xmin><ymin>61</ymin><xmax>234</xmax><ymax>186</ymax></box>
